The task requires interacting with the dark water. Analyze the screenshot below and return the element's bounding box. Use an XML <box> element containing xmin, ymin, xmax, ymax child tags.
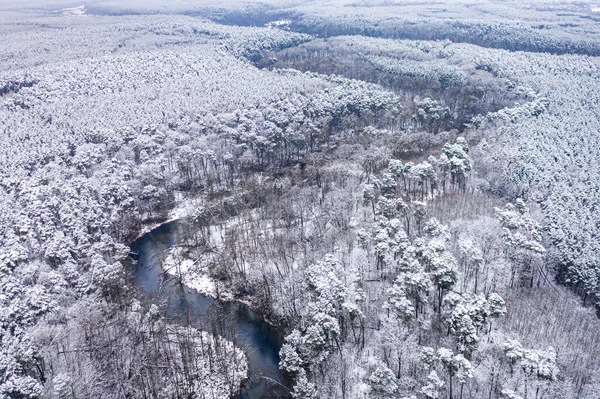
<box><xmin>129</xmin><ymin>220</ymin><xmax>289</xmax><ymax>399</ymax></box>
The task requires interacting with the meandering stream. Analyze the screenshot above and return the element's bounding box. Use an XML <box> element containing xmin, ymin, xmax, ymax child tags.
<box><xmin>129</xmin><ymin>220</ymin><xmax>289</xmax><ymax>398</ymax></box>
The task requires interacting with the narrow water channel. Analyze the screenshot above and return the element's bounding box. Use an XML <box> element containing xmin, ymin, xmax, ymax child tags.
<box><xmin>129</xmin><ymin>220</ymin><xmax>289</xmax><ymax>398</ymax></box>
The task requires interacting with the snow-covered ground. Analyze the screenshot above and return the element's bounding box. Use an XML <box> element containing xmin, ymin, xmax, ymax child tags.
<box><xmin>163</xmin><ymin>244</ymin><xmax>219</xmax><ymax>298</ymax></box>
<box><xmin>62</xmin><ymin>5</ymin><xmax>85</xmax><ymax>16</ymax></box>
<box><xmin>163</xmin><ymin>326</ymin><xmax>248</xmax><ymax>399</ymax></box>
<box><xmin>266</xmin><ymin>19</ymin><xmax>292</xmax><ymax>28</ymax></box>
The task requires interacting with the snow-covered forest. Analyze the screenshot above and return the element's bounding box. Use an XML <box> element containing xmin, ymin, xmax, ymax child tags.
<box><xmin>2</xmin><ymin>1</ymin><xmax>600</xmax><ymax>398</ymax></box>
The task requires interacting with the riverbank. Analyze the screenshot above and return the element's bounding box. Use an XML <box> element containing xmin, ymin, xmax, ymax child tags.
<box><xmin>130</xmin><ymin>219</ymin><xmax>290</xmax><ymax>399</ymax></box>
<box><xmin>155</xmin><ymin>217</ymin><xmax>291</xmax><ymax>330</ymax></box>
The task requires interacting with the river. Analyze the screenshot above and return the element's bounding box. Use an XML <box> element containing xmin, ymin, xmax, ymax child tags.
<box><xmin>129</xmin><ymin>220</ymin><xmax>290</xmax><ymax>399</ymax></box>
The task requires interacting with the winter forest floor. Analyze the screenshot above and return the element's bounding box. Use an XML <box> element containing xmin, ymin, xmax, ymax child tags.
<box><xmin>2</xmin><ymin>1</ymin><xmax>600</xmax><ymax>399</ymax></box>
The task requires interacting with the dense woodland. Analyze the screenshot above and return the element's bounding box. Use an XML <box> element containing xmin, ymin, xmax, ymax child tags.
<box><xmin>2</xmin><ymin>1</ymin><xmax>600</xmax><ymax>399</ymax></box>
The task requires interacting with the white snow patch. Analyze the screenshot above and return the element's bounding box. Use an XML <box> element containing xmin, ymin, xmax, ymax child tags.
<box><xmin>266</xmin><ymin>19</ymin><xmax>292</xmax><ymax>28</ymax></box>
<box><xmin>163</xmin><ymin>245</ymin><xmax>218</xmax><ymax>298</ymax></box>
<box><xmin>167</xmin><ymin>191</ymin><xmax>203</xmax><ymax>220</ymax></box>
<box><xmin>62</xmin><ymin>5</ymin><xmax>85</xmax><ymax>16</ymax></box>
<box><xmin>164</xmin><ymin>326</ymin><xmax>248</xmax><ymax>398</ymax></box>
